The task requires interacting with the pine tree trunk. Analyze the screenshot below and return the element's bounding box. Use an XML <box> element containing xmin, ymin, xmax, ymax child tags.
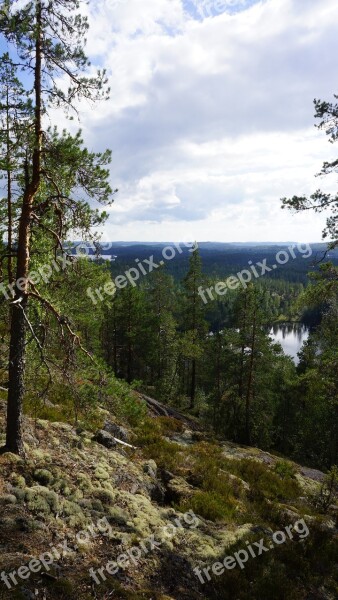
<box><xmin>190</xmin><ymin>359</ymin><xmax>196</xmax><ymax>409</ymax></box>
<box><xmin>5</xmin><ymin>300</ymin><xmax>27</xmax><ymax>454</ymax></box>
<box><xmin>244</xmin><ymin>308</ymin><xmax>257</xmax><ymax>445</ymax></box>
<box><xmin>6</xmin><ymin>87</ymin><xmax>13</xmax><ymax>285</ymax></box>
<box><xmin>4</xmin><ymin>0</ymin><xmax>42</xmax><ymax>455</ymax></box>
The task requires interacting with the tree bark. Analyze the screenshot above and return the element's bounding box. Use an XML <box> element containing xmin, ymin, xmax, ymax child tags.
<box><xmin>189</xmin><ymin>358</ymin><xmax>196</xmax><ymax>409</ymax></box>
<box><xmin>5</xmin><ymin>0</ymin><xmax>42</xmax><ymax>455</ymax></box>
<box><xmin>6</xmin><ymin>85</ymin><xmax>13</xmax><ymax>285</ymax></box>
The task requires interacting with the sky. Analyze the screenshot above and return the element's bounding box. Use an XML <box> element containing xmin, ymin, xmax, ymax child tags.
<box><xmin>12</xmin><ymin>0</ymin><xmax>338</xmax><ymax>243</ymax></box>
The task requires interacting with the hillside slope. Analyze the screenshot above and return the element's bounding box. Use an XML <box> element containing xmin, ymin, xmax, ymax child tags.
<box><xmin>0</xmin><ymin>396</ymin><xmax>337</xmax><ymax>600</ymax></box>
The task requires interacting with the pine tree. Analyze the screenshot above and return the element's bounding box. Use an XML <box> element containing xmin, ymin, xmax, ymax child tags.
<box><xmin>146</xmin><ymin>268</ymin><xmax>179</xmax><ymax>402</ymax></box>
<box><xmin>0</xmin><ymin>53</ymin><xmax>32</xmax><ymax>286</ymax></box>
<box><xmin>181</xmin><ymin>247</ymin><xmax>207</xmax><ymax>409</ymax></box>
<box><xmin>282</xmin><ymin>93</ymin><xmax>338</xmax><ymax>249</ymax></box>
<box><xmin>0</xmin><ymin>0</ymin><xmax>112</xmax><ymax>454</ymax></box>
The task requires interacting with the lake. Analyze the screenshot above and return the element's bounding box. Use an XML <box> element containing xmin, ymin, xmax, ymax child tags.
<box><xmin>270</xmin><ymin>323</ymin><xmax>310</xmax><ymax>365</ymax></box>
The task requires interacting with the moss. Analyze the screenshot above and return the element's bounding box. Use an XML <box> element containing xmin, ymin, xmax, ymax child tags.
<box><xmin>77</xmin><ymin>498</ymin><xmax>92</xmax><ymax>509</ymax></box>
<box><xmin>76</xmin><ymin>472</ymin><xmax>94</xmax><ymax>494</ymax></box>
<box><xmin>33</xmin><ymin>468</ymin><xmax>54</xmax><ymax>486</ymax></box>
<box><xmin>61</xmin><ymin>499</ymin><xmax>84</xmax><ymax>517</ymax></box>
<box><xmin>25</xmin><ymin>486</ymin><xmax>59</xmax><ymax>515</ymax></box>
<box><xmin>91</xmin><ymin>498</ymin><xmax>104</xmax><ymax>512</ymax></box>
<box><xmin>9</xmin><ymin>472</ymin><xmax>26</xmax><ymax>488</ymax></box>
<box><xmin>0</xmin><ymin>493</ymin><xmax>17</xmax><ymax>505</ymax></box>
<box><xmin>69</xmin><ymin>488</ymin><xmax>84</xmax><ymax>502</ymax></box>
<box><xmin>53</xmin><ymin>477</ymin><xmax>72</xmax><ymax>497</ymax></box>
<box><xmin>47</xmin><ymin>577</ymin><xmax>75</xmax><ymax>596</ymax></box>
<box><xmin>1</xmin><ymin>452</ymin><xmax>23</xmax><ymax>465</ymax></box>
<box><xmin>27</xmin><ymin>493</ymin><xmax>51</xmax><ymax>515</ymax></box>
<box><xmin>94</xmin><ymin>465</ymin><xmax>110</xmax><ymax>480</ymax></box>
<box><xmin>36</xmin><ymin>419</ymin><xmax>50</xmax><ymax>429</ymax></box>
<box><xmin>31</xmin><ymin>448</ymin><xmax>52</xmax><ymax>462</ymax></box>
<box><xmin>93</xmin><ymin>488</ymin><xmax>115</xmax><ymax>505</ymax></box>
<box><xmin>11</xmin><ymin>487</ymin><xmax>26</xmax><ymax>502</ymax></box>
<box><xmin>107</xmin><ymin>506</ymin><xmax>129</xmax><ymax>525</ymax></box>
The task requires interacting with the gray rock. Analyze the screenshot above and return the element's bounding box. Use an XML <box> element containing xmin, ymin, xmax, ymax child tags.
<box><xmin>143</xmin><ymin>460</ymin><xmax>157</xmax><ymax>479</ymax></box>
<box><xmin>147</xmin><ymin>481</ymin><xmax>166</xmax><ymax>504</ymax></box>
<box><xmin>20</xmin><ymin>589</ymin><xmax>36</xmax><ymax>600</ymax></box>
<box><xmin>93</xmin><ymin>430</ymin><xmax>117</xmax><ymax>449</ymax></box>
<box><xmin>104</xmin><ymin>420</ymin><xmax>129</xmax><ymax>442</ymax></box>
<box><xmin>160</xmin><ymin>469</ymin><xmax>175</xmax><ymax>484</ymax></box>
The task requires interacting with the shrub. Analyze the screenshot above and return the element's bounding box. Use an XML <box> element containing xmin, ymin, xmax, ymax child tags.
<box><xmin>234</xmin><ymin>459</ymin><xmax>300</xmax><ymax>501</ymax></box>
<box><xmin>178</xmin><ymin>490</ymin><xmax>236</xmax><ymax>523</ymax></box>
<box><xmin>274</xmin><ymin>460</ymin><xmax>297</xmax><ymax>480</ymax></box>
<box><xmin>157</xmin><ymin>416</ymin><xmax>185</xmax><ymax>435</ymax></box>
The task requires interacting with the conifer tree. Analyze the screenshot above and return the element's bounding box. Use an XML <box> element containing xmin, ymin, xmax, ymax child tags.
<box><xmin>0</xmin><ymin>0</ymin><xmax>112</xmax><ymax>454</ymax></box>
<box><xmin>181</xmin><ymin>247</ymin><xmax>207</xmax><ymax>409</ymax></box>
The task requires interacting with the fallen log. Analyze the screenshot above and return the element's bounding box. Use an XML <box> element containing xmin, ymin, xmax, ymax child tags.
<box><xmin>139</xmin><ymin>393</ymin><xmax>201</xmax><ymax>431</ymax></box>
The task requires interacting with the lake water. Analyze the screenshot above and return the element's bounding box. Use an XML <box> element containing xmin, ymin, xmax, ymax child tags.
<box><xmin>270</xmin><ymin>323</ymin><xmax>310</xmax><ymax>365</ymax></box>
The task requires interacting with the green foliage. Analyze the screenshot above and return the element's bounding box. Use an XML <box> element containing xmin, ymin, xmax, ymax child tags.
<box><xmin>234</xmin><ymin>459</ymin><xmax>300</xmax><ymax>501</ymax></box>
<box><xmin>178</xmin><ymin>490</ymin><xmax>236</xmax><ymax>523</ymax></box>
<box><xmin>315</xmin><ymin>466</ymin><xmax>338</xmax><ymax>512</ymax></box>
<box><xmin>205</xmin><ymin>524</ymin><xmax>338</xmax><ymax>600</ymax></box>
<box><xmin>135</xmin><ymin>419</ymin><xmax>183</xmax><ymax>472</ymax></box>
<box><xmin>105</xmin><ymin>376</ymin><xmax>148</xmax><ymax>426</ymax></box>
<box><xmin>282</xmin><ymin>93</ymin><xmax>338</xmax><ymax>247</ymax></box>
<box><xmin>274</xmin><ymin>460</ymin><xmax>297</xmax><ymax>479</ymax></box>
<box><xmin>156</xmin><ymin>416</ymin><xmax>186</xmax><ymax>435</ymax></box>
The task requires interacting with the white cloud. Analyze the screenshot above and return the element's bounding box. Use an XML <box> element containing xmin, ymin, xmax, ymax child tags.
<box><xmin>76</xmin><ymin>0</ymin><xmax>338</xmax><ymax>242</ymax></box>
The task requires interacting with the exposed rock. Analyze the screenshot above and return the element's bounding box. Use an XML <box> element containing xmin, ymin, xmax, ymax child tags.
<box><xmin>172</xmin><ymin>430</ymin><xmax>194</xmax><ymax>446</ymax></box>
<box><xmin>20</xmin><ymin>589</ymin><xmax>36</xmax><ymax>600</ymax></box>
<box><xmin>160</xmin><ymin>469</ymin><xmax>175</xmax><ymax>484</ymax></box>
<box><xmin>143</xmin><ymin>459</ymin><xmax>158</xmax><ymax>479</ymax></box>
<box><xmin>299</xmin><ymin>466</ymin><xmax>325</xmax><ymax>483</ymax></box>
<box><xmin>277</xmin><ymin>504</ymin><xmax>301</xmax><ymax>523</ymax></box>
<box><xmin>165</xmin><ymin>476</ymin><xmax>194</xmax><ymax>502</ymax></box>
<box><xmin>103</xmin><ymin>419</ymin><xmax>129</xmax><ymax>442</ymax></box>
<box><xmin>93</xmin><ymin>430</ymin><xmax>117</xmax><ymax>449</ymax></box>
<box><xmin>147</xmin><ymin>480</ymin><xmax>166</xmax><ymax>504</ymax></box>
<box><xmin>227</xmin><ymin>472</ymin><xmax>250</xmax><ymax>492</ymax></box>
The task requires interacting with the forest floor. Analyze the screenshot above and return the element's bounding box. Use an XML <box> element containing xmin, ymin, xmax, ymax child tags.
<box><xmin>0</xmin><ymin>395</ymin><xmax>337</xmax><ymax>600</ymax></box>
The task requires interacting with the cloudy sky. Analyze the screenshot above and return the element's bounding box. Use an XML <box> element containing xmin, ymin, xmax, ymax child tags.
<box><xmin>77</xmin><ymin>0</ymin><xmax>338</xmax><ymax>242</ymax></box>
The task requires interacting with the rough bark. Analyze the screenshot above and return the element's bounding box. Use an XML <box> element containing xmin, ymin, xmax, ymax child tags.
<box><xmin>5</xmin><ymin>1</ymin><xmax>42</xmax><ymax>455</ymax></box>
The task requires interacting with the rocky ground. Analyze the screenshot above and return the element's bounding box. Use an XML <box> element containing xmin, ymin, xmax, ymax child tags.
<box><xmin>0</xmin><ymin>396</ymin><xmax>337</xmax><ymax>600</ymax></box>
